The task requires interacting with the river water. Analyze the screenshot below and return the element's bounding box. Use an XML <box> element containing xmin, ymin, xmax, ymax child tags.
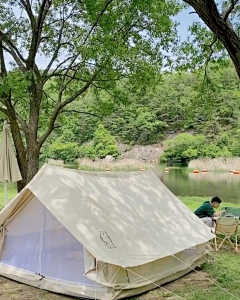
<box><xmin>155</xmin><ymin>168</ymin><xmax>240</xmax><ymax>205</ymax></box>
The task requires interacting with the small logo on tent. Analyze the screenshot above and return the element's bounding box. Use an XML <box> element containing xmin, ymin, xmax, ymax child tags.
<box><xmin>100</xmin><ymin>231</ymin><xmax>116</xmax><ymax>249</ymax></box>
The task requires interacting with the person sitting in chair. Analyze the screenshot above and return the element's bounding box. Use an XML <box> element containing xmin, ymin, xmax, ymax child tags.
<box><xmin>194</xmin><ymin>196</ymin><xmax>226</xmax><ymax>229</ymax></box>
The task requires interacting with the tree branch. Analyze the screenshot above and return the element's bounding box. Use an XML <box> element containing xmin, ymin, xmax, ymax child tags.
<box><xmin>43</xmin><ymin>55</ymin><xmax>76</xmax><ymax>83</ymax></box>
<box><xmin>42</xmin><ymin>27</ymin><xmax>65</xmax><ymax>78</ymax></box>
<box><xmin>0</xmin><ymin>107</ymin><xmax>8</xmax><ymax>116</ymax></box>
<box><xmin>19</xmin><ymin>0</ymin><xmax>36</xmax><ymax>30</ymax></box>
<box><xmin>203</xmin><ymin>36</ymin><xmax>218</xmax><ymax>84</ymax></box>
<box><xmin>0</xmin><ymin>42</ymin><xmax>7</xmax><ymax>76</ymax></box>
<box><xmin>0</xmin><ymin>88</ymin><xmax>28</xmax><ymax>133</ymax></box>
<box><xmin>43</xmin><ymin>5</ymin><xmax>76</xmax><ymax>78</ymax></box>
<box><xmin>92</xmin><ymin>83</ymin><xmax>117</xmax><ymax>99</ymax></box>
<box><xmin>0</xmin><ymin>31</ymin><xmax>26</xmax><ymax>70</ymax></box>
<box><xmin>53</xmin><ymin>0</ymin><xmax>114</xmax><ymax>89</ymax></box>
<box><xmin>27</xmin><ymin>0</ymin><xmax>52</xmax><ymax>68</ymax></box>
<box><xmin>82</xmin><ymin>0</ymin><xmax>114</xmax><ymax>45</ymax></box>
<box><xmin>43</xmin><ymin>90</ymin><xmax>57</xmax><ymax>104</ymax></box>
<box><xmin>62</xmin><ymin>65</ymin><xmax>105</xmax><ymax>107</ymax></box>
<box><xmin>15</xmin><ymin>113</ymin><xmax>28</xmax><ymax>134</ymax></box>
<box><xmin>223</xmin><ymin>0</ymin><xmax>240</xmax><ymax>22</ymax></box>
<box><xmin>1</xmin><ymin>44</ymin><xmax>26</xmax><ymax>71</ymax></box>
<box><xmin>38</xmin><ymin>65</ymin><xmax>104</xmax><ymax>147</ymax></box>
<box><xmin>44</xmin><ymin>0</ymin><xmax>113</xmax><ymax>82</ymax></box>
<box><xmin>60</xmin><ymin>109</ymin><xmax>99</xmax><ymax>118</ymax></box>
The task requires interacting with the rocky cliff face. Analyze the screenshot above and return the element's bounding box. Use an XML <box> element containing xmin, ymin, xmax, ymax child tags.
<box><xmin>118</xmin><ymin>143</ymin><xmax>163</xmax><ymax>163</ymax></box>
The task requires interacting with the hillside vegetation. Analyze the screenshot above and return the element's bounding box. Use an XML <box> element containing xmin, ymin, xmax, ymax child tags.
<box><xmin>41</xmin><ymin>62</ymin><xmax>240</xmax><ymax>163</ymax></box>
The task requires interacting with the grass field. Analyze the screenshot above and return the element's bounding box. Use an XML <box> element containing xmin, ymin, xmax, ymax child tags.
<box><xmin>0</xmin><ymin>183</ymin><xmax>17</xmax><ymax>209</ymax></box>
<box><xmin>0</xmin><ymin>185</ymin><xmax>239</xmax><ymax>300</ymax></box>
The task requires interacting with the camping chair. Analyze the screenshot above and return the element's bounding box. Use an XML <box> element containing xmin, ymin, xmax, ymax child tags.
<box><xmin>214</xmin><ymin>217</ymin><xmax>239</xmax><ymax>252</ymax></box>
<box><xmin>222</xmin><ymin>207</ymin><xmax>240</xmax><ymax>238</ymax></box>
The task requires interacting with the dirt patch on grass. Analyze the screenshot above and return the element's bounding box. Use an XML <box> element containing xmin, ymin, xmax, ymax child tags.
<box><xmin>136</xmin><ymin>271</ymin><xmax>214</xmax><ymax>300</ymax></box>
<box><xmin>0</xmin><ymin>271</ymin><xmax>214</xmax><ymax>300</ymax></box>
<box><xmin>0</xmin><ymin>277</ymin><xmax>72</xmax><ymax>300</ymax></box>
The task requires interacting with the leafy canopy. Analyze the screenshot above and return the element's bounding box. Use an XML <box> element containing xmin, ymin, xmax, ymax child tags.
<box><xmin>0</xmin><ymin>0</ymin><xmax>182</xmax><ymax>132</ymax></box>
<box><xmin>179</xmin><ymin>0</ymin><xmax>240</xmax><ymax>79</ymax></box>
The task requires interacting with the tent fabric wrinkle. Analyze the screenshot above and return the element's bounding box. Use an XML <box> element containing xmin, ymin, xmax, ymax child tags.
<box><xmin>0</xmin><ymin>164</ymin><xmax>214</xmax><ymax>299</ymax></box>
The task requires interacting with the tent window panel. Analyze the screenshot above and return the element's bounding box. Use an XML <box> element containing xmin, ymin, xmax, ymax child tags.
<box><xmin>0</xmin><ymin>197</ymin><xmax>41</xmax><ymax>273</ymax></box>
<box><xmin>41</xmin><ymin>206</ymin><xmax>99</xmax><ymax>286</ymax></box>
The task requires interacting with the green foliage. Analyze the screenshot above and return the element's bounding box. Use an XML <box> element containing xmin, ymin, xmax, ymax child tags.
<box><xmin>178</xmin><ymin>2</ymin><xmax>240</xmax><ymax>80</ymax></box>
<box><xmin>93</xmin><ymin>124</ymin><xmax>119</xmax><ymax>158</ymax></box>
<box><xmin>177</xmin><ymin>21</ymin><xmax>228</xmax><ymax>73</ymax></box>
<box><xmin>38</xmin><ymin>62</ymin><xmax>240</xmax><ymax>162</ymax></box>
<box><xmin>0</xmin><ymin>0</ymin><xmax>182</xmax><ymax>186</ymax></box>
<box><xmin>0</xmin><ymin>0</ymin><xmax>182</xmax><ymax>128</ymax></box>
<box><xmin>103</xmin><ymin>104</ymin><xmax>167</xmax><ymax>145</ymax></box>
<box><xmin>161</xmin><ymin>133</ymin><xmax>234</xmax><ymax>163</ymax></box>
<box><xmin>161</xmin><ymin>133</ymin><xmax>205</xmax><ymax>163</ymax></box>
<box><xmin>41</xmin><ymin>142</ymin><xmax>79</xmax><ymax>162</ymax></box>
<box><xmin>78</xmin><ymin>144</ymin><xmax>96</xmax><ymax>160</ymax></box>
<box><xmin>78</xmin><ymin>124</ymin><xmax>119</xmax><ymax>159</ymax></box>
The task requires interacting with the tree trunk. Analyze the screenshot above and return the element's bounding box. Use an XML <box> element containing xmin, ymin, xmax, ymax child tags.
<box><xmin>16</xmin><ymin>131</ymin><xmax>40</xmax><ymax>192</ymax></box>
<box><xmin>19</xmin><ymin>80</ymin><xmax>42</xmax><ymax>190</ymax></box>
<box><xmin>184</xmin><ymin>0</ymin><xmax>240</xmax><ymax>79</ymax></box>
<box><xmin>13</xmin><ymin>83</ymin><xmax>42</xmax><ymax>192</ymax></box>
<box><xmin>16</xmin><ymin>148</ymin><xmax>40</xmax><ymax>192</ymax></box>
<box><xmin>15</xmin><ymin>138</ymin><xmax>40</xmax><ymax>192</ymax></box>
<box><xmin>5</xmin><ymin>100</ymin><xmax>27</xmax><ymax>192</ymax></box>
<box><xmin>26</xmin><ymin>145</ymin><xmax>40</xmax><ymax>184</ymax></box>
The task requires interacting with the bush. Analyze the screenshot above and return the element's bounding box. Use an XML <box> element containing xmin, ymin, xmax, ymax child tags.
<box><xmin>160</xmin><ymin>133</ymin><xmax>205</xmax><ymax>163</ymax></box>
<box><xmin>41</xmin><ymin>142</ymin><xmax>79</xmax><ymax>162</ymax></box>
<box><xmin>78</xmin><ymin>124</ymin><xmax>119</xmax><ymax>159</ymax></box>
<box><xmin>78</xmin><ymin>144</ymin><xmax>96</xmax><ymax>159</ymax></box>
<box><xmin>160</xmin><ymin>133</ymin><xmax>233</xmax><ymax>164</ymax></box>
<box><xmin>230</xmin><ymin>140</ymin><xmax>240</xmax><ymax>156</ymax></box>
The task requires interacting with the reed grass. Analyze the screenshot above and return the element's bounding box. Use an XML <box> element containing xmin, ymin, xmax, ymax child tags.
<box><xmin>76</xmin><ymin>158</ymin><xmax>156</xmax><ymax>171</ymax></box>
<box><xmin>188</xmin><ymin>157</ymin><xmax>240</xmax><ymax>171</ymax></box>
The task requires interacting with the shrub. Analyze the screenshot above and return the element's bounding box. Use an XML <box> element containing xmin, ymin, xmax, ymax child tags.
<box><xmin>78</xmin><ymin>124</ymin><xmax>119</xmax><ymax>159</ymax></box>
<box><xmin>160</xmin><ymin>133</ymin><xmax>205</xmax><ymax>163</ymax></box>
<box><xmin>78</xmin><ymin>144</ymin><xmax>96</xmax><ymax>159</ymax></box>
<box><xmin>160</xmin><ymin>133</ymin><xmax>233</xmax><ymax>164</ymax></box>
<box><xmin>42</xmin><ymin>142</ymin><xmax>79</xmax><ymax>162</ymax></box>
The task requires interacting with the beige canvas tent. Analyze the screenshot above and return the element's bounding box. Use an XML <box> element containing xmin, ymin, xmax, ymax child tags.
<box><xmin>0</xmin><ymin>164</ymin><xmax>213</xmax><ymax>299</ymax></box>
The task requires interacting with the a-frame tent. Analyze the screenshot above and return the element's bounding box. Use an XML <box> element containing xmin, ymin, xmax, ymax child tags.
<box><xmin>0</xmin><ymin>164</ymin><xmax>213</xmax><ymax>299</ymax></box>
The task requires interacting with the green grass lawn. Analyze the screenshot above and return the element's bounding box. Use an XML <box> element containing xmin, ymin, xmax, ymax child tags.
<box><xmin>187</xmin><ymin>253</ymin><xmax>240</xmax><ymax>300</ymax></box>
<box><xmin>0</xmin><ymin>183</ymin><xmax>17</xmax><ymax>209</ymax></box>
<box><xmin>129</xmin><ymin>250</ymin><xmax>240</xmax><ymax>300</ymax></box>
<box><xmin>0</xmin><ymin>187</ymin><xmax>239</xmax><ymax>300</ymax></box>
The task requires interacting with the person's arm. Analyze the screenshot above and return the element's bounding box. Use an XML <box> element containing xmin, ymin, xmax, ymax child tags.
<box><xmin>213</xmin><ymin>210</ymin><xmax>226</xmax><ymax>217</ymax></box>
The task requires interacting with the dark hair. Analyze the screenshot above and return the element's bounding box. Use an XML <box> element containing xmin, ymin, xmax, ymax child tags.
<box><xmin>211</xmin><ymin>196</ymin><xmax>222</xmax><ymax>204</ymax></box>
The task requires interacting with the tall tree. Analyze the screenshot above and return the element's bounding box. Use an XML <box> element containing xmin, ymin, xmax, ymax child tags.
<box><xmin>0</xmin><ymin>0</ymin><xmax>180</xmax><ymax>190</ymax></box>
<box><xmin>183</xmin><ymin>0</ymin><xmax>240</xmax><ymax>79</ymax></box>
